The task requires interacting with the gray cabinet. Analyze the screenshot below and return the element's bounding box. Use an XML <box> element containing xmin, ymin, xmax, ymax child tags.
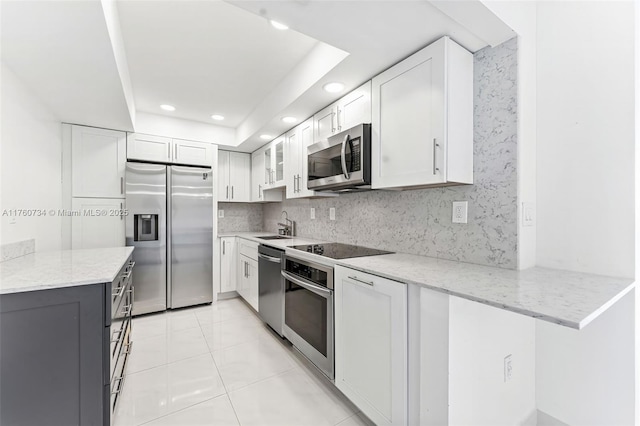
<box><xmin>0</xmin><ymin>255</ymin><xmax>134</xmax><ymax>425</ymax></box>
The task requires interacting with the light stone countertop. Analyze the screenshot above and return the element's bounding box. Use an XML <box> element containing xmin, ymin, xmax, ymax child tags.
<box><xmin>336</xmin><ymin>253</ymin><xmax>635</xmax><ymax>330</ymax></box>
<box><xmin>0</xmin><ymin>247</ymin><xmax>134</xmax><ymax>295</ymax></box>
<box><xmin>218</xmin><ymin>232</ymin><xmax>328</xmax><ymax>251</ymax></box>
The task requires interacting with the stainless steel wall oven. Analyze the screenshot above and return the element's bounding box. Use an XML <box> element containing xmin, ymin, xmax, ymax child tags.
<box><xmin>281</xmin><ymin>255</ymin><xmax>334</xmax><ymax>380</ymax></box>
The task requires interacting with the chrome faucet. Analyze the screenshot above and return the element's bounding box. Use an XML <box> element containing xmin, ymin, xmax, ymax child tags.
<box><xmin>278</xmin><ymin>210</ymin><xmax>295</xmax><ymax>236</ymax></box>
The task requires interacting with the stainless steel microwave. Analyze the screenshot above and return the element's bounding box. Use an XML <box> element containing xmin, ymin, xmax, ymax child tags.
<box><xmin>307</xmin><ymin>123</ymin><xmax>371</xmax><ymax>192</ymax></box>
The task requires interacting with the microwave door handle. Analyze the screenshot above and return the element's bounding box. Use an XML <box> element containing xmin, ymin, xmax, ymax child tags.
<box><xmin>340</xmin><ymin>133</ymin><xmax>350</xmax><ymax>179</ymax></box>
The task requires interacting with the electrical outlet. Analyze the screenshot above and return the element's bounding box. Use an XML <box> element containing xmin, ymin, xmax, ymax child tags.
<box><xmin>504</xmin><ymin>354</ymin><xmax>513</xmax><ymax>382</ymax></box>
<box><xmin>310</xmin><ymin>208</ymin><xmax>316</xmax><ymax>220</ymax></box>
<box><xmin>522</xmin><ymin>202</ymin><xmax>535</xmax><ymax>227</ymax></box>
<box><xmin>329</xmin><ymin>207</ymin><xmax>336</xmax><ymax>221</ymax></box>
<box><xmin>218</xmin><ymin>209</ymin><xmax>224</xmax><ymax>218</ymax></box>
<box><xmin>452</xmin><ymin>201</ymin><xmax>468</xmax><ymax>224</ymax></box>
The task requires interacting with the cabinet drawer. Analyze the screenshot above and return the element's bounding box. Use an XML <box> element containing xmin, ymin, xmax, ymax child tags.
<box><xmin>110</xmin><ymin>298</ymin><xmax>132</xmax><ymax>378</ymax></box>
<box><xmin>238</xmin><ymin>239</ymin><xmax>259</xmax><ymax>260</ymax></box>
<box><xmin>107</xmin><ymin>256</ymin><xmax>134</xmax><ymax>326</ymax></box>
<box><xmin>110</xmin><ymin>321</ymin><xmax>132</xmax><ymax>414</ymax></box>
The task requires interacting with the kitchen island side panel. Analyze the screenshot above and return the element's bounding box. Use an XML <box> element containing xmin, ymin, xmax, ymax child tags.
<box><xmin>0</xmin><ymin>284</ymin><xmax>107</xmax><ymax>426</ymax></box>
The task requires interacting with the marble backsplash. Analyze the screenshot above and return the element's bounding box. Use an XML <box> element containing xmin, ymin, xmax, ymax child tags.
<box><xmin>218</xmin><ymin>202</ymin><xmax>263</xmax><ymax>233</ymax></box>
<box><xmin>1</xmin><ymin>239</ymin><xmax>35</xmax><ymax>262</ymax></box>
<box><xmin>264</xmin><ymin>38</ymin><xmax>518</xmax><ymax>269</ymax></box>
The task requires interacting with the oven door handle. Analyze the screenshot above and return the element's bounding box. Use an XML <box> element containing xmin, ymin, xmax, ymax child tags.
<box><xmin>340</xmin><ymin>133</ymin><xmax>350</xmax><ymax>180</ymax></box>
<box><xmin>281</xmin><ymin>271</ymin><xmax>332</xmax><ymax>297</ymax></box>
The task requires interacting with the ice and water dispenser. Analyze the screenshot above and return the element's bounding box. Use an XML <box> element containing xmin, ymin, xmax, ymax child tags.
<box><xmin>134</xmin><ymin>214</ymin><xmax>159</xmax><ymax>241</ymax></box>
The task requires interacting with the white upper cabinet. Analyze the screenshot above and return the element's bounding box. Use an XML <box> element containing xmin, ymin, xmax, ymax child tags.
<box><xmin>285</xmin><ymin>124</ymin><xmax>301</xmax><ymax>199</ymax></box>
<box><xmin>371</xmin><ymin>36</ymin><xmax>473</xmax><ymax>190</ymax></box>
<box><xmin>263</xmin><ymin>136</ymin><xmax>285</xmax><ymax>189</ymax></box>
<box><xmin>218</xmin><ymin>151</ymin><xmax>251</xmax><ymax>202</ymax></box>
<box><xmin>173</xmin><ymin>138</ymin><xmax>213</xmax><ymax>167</ymax></box>
<box><xmin>334</xmin><ymin>265</ymin><xmax>408</xmax><ymax>426</ymax></box>
<box><xmin>72</xmin><ymin>125</ymin><xmax>126</xmax><ymax>199</ymax></box>
<box><xmin>285</xmin><ymin>118</ymin><xmax>335</xmax><ymax>199</ymax></box>
<box><xmin>313</xmin><ymin>81</ymin><xmax>372</xmax><ymax>143</ymax></box>
<box><xmin>337</xmin><ymin>81</ymin><xmax>372</xmax><ymax>133</ymax></box>
<box><xmin>314</xmin><ymin>103</ymin><xmax>337</xmax><ymax>142</ymax></box>
<box><xmin>126</xmin><ymin>133</ymin><xmax>172</xmax><ymax>163</ymax></box>
<box><xmin>251</xmin><ymin>147</ymin><xmax>282</xmax><ymax>202</ymax></box>
<box><xmin>127</xmin><ymin>133</ymin><xmax>213</xmax><ymax>167</ymax></box>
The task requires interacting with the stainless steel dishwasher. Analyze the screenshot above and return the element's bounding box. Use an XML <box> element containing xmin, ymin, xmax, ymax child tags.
<box><xmin>258</xmin><ymin>245</ymin><xmax>285</xmax><ymax>337</ymax></box>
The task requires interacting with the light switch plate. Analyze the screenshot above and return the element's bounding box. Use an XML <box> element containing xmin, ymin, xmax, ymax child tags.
<box><xmin>452</xmin><ymin>201</ymin><xmax>468</xmax><ymax>224</ymax></box>
<box><xmin>310</xmin><ymin>208</ymin><xmax>315</xmax><ymax>220</ymax></box>
<box><xmin>329</xmin><ymin>207</ymin><xmax>336</xmax><ymax>221</ymax></box>
<box><xmin>218</xmin><ymin>209</ymin><xmax>224</xmax><ymax>218</ymax></box>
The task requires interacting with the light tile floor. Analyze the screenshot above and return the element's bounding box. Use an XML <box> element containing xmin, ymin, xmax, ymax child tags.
<box><xmin>114</xmin><ymin>298</ymin><xmax>374</xmax><ymax>426</ymax></box>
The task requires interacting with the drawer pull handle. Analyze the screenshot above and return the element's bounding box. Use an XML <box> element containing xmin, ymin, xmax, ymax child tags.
<box><xmin>348</xmin><ymin>275</ymin><xmax>374</xmax><ymax>286</ymax></box>
<box><xmin>111</xmin><ymin>327</ymin><xmax>124</xmax><ymax>343</ymax></box>
<box><xmin>112</xmin><ymin>285</ymin><xmax>125</xmax><ymax>298</ymax></box>
<box><xmin>111</xmin><ymin>376</ymin><xmax>124</xmax><ymax>395</ymax></box>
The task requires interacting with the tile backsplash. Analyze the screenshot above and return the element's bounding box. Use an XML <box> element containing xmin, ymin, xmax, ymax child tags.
<box><xmin>264</xmin><ymin>37</ymin><xmax>518</xmax><ymax>269</ymax></box>
<box><xmin>217</xmin><ymin>203</ymin><xmax>263</xmax><ymax>233</ymax></box>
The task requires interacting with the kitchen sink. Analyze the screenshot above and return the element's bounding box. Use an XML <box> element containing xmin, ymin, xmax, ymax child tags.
<box><xmin>256</xmin><ymin>235</ymin><xmax>291</xmax><ymax>240</ymax></box>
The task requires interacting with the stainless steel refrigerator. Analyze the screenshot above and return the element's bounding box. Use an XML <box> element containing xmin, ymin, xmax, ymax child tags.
<box><xmin>125</xmin><ymin>162</ymin><xmax>213</xmax><ymax>315</ymax></box>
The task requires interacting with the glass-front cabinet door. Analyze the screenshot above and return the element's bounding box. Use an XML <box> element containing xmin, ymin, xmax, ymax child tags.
<box><xmin>264</xmin><ymin>146</ymin><xmax>273</xmax><ymax>188</ymax></box>
<box><xmin>273</xmin><ymin>136</ymin><xmax>285</xmax><ymax>188</ymax></box>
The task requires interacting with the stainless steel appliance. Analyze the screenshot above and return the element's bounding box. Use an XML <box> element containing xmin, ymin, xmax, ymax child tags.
<box><xmin>307</xmin><ymin>123</ymin><xmax>371</xmax><ymax>192</ymax></box>
<box><xmin>281</xmin><ymin>242</ymin><xmax>393</xmax><ymax>380</ymax></box>
<box><xmin>126</xmin><ymin>162</ymin><xmax>213</xmax><ymax>315</ymax></box>
<box><xmin>258</xmin><ymin>245</ymin><xmax>285</xmax><ymax>336</ymax></box>
<box><xmin>281</xmin><ymin>255</ymin><xmax>335</xmax><ymax>379</ymax></box>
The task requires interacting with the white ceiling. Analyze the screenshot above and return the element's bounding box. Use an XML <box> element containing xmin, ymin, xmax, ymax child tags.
<box><xmin>117</xmin><ymin>1</ymin><xmax>319</xmax><ymax>128</ymax></box>
<box><xmin>1</xmin><ymin>0</ymin><xmax>134</xmax><ymax>131</ymax></box>
<box><xmin>0</xmin><ymin>0</ymin><xmax>515</xmax><ymax>150</ymax></box>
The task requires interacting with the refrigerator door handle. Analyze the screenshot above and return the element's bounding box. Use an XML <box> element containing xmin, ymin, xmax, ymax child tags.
<box><xmin>167</xmin><ymin>167</ymin><xmax>172</xmax><ymax>309</ymax></box>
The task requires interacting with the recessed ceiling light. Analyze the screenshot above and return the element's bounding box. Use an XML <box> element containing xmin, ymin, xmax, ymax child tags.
<box><xmin>160</xmin><ymin>104</ymin><xmax>176</xmax><ymax>111</ymax></box>
<box><xmin>281</xmin><ymin>116</ymin><xmax>297</xmax><ymax>124</ymax></box>
<box><xmin>260</xmin><ymin>134</ymin><xmax>273</xmax><ymax>140</ymax></box>
<box><xmin>323</xmin><ymin>82</ymin><xmax>345</xmax><ymax>93</ymax></box>
<box><xmin>211</xmin><ymin>114</ymin><xmax>224</xmax><ymax>121</ymax></box>
<box><xmin>270</xmin><ymin>20</ymin><xmax>289</xmax><ymax>30</ymax></box>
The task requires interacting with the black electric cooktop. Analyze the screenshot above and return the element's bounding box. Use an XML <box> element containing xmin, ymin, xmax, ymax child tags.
<box><xmin>290</xmin><ymin>243</ymin><xmax>393</xmax><ymax>260</ymax></box>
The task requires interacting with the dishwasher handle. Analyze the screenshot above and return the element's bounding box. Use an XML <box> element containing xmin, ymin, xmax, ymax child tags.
<box><xmin>258</xmin><ymin>253</ymin><xmax>281</xmax><ymax>264</ymax></box>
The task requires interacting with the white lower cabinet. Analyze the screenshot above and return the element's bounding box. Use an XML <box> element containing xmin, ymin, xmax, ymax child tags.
<box><xmin>334</xmin><ymin>265</ymin><xmax>408</xmax><ymax>426</ymax></box>
<box><xmin>220</xmin><ymin>237</ymin><xmax>237</xmax><ymax>293</ymax></box>
<box><xmin>71</xmin><ymin>198</ymin><xmax>125</xmax><ymax>249</ymax></box>
<box><xmin>237</xmin><ymin>238</ymin><xmax>259</xmax><ymax>311</ymax></box>
<box><xmin>238</xmin><ymin>255</ymin><xmax>258</xmax><ymax>311</ymax></box>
